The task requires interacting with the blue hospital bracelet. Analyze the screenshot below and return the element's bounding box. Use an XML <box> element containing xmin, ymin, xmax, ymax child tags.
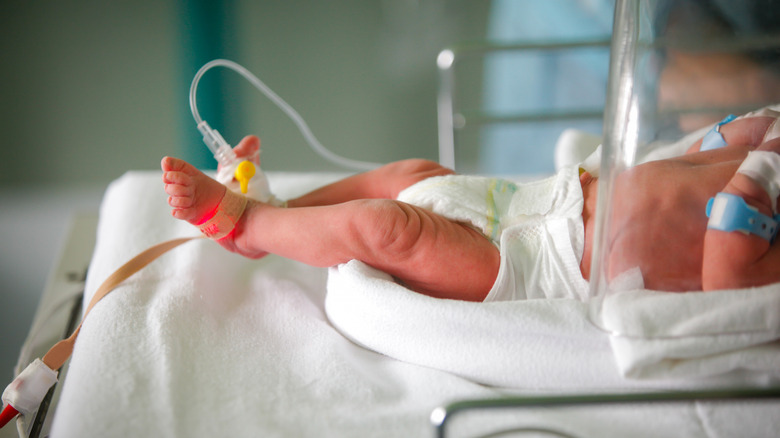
<box><xmin>706</xmin><ymin>192</ymin><xmax>780</xmax><ymax>242</ymax></box>
<box><xmin>700</xmin><ymin>114</ymin><xmax>737</xmax><ymax>151</ymax></box>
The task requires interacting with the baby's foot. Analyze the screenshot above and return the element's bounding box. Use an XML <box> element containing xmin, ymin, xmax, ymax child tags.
<box><xmin>162</xmin><ymin>156</ymin><xmax>227</xmax><ymax>225</ymax></box>
<box><xmin>162</xmin><ymin>157</ymin><xmax>270</xmax><ymax>259</ymax></box>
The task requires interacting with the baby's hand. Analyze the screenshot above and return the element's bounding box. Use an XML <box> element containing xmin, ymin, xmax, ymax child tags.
<box><xmin>216</xmin><ymin>135</ymin><xmax>262</xmax><ymax>172</ymax></box>
<box><xmin>233</xmin><ymin>135</ymin><xmax>261</xmax><ymax>163</ymax></box>
<box><xmin>702</xmin><ymin>137</ymin><xmax>780</xmax><ymax>291</ymax></box>
<box><xmin>688</xmin><ymin>112</ymin><xmax>779</xmax><ymax>154</ymax></box>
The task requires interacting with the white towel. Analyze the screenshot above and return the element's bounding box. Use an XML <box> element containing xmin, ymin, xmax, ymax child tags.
<box><xmin>327</xmin><ymin>260</ymin><xmax>621</xmax><ymax>390</ymax></box>
<box><xmin>326</xmin><ymin>260</ymin><xmax>780</xmax><ymax>389</ymax></box>
<box><xmin>49</xmin><ymin>172</ymin><xmax>506</xmax><ymax>438</ymax></box>
<box><xmin>599</xmin><ymin>287</ymin><xmax>780</xmax><ymax>380</ymax></box>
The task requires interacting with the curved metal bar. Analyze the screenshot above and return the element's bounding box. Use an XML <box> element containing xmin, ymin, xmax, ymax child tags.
<box><xmin>432</xmin><ymin>387</ymin><xmax>780</xmax><ymax>438</ymax></box>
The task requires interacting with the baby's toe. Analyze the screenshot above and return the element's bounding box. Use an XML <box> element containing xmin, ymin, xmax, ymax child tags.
<box><xmin>164</xmin><ymin>181</ymin><xmax>193</xmax><ymax>198</ymax></box>
<box><xmin>171</xmin><ymin>207</ymin><xmax>197</xmax><ymax>222</ymax></box>
<box><xmin>168</xmin><ymin>194</ymin><xmax>194</xmax><ymax>209</ymax></box>
<box><xmin>162</xmin><ymin>156</ymin><xmax>202</xmax><ymax>176</ymax></box>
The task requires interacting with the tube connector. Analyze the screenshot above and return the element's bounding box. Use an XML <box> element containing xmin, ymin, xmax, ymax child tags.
<box><xmin>197</xmin><ymin>121</ymin><xmax>238</xmax><ymax>167</ymax></box>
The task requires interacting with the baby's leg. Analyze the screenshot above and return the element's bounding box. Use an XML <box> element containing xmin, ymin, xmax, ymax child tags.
<box><xmin>162</xmin><ymin>157</ymin><xmax>498</xmax><ymax>301</ymax></box>
<box><xmin>702</xmin><ymin>137</ymin><xmax>780</xmax><ymax>290</ymax></box>
<box><xmin>286</xmin><ymin>158</ymin><xmax>454</xmax><ymax>207</ymax></box>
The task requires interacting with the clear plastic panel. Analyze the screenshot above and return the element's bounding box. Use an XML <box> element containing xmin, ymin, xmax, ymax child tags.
<box><xmin>589</xmin><ymin>0</ymin><xmax>780</xmax><ymax>337</ymax></box>
<box><xmin>437</xmin><ymin>40</ymin><xmax>611</xmax><ymax>176</ymax></box>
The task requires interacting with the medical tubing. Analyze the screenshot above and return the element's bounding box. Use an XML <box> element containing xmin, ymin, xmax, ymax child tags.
<box><xmin>0</xmin><ymin>406</ymin><xmax>18</xmax><ymax>429</ymax></box>
<box><xmin>189</xmin><ymin>59</ymin><xmax>381</xmax><ymax>171</ymax></box>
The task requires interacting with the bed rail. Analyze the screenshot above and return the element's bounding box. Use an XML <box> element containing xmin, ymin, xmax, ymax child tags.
<box><xmin>432</xmin><ymin>387</ymin><xmax>780</xmax><ymax>438</ymax></box>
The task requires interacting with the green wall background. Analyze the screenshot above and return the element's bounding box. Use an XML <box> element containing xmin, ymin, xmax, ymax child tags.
<box><xmin>0</xmin><ymin>0</ymin><xmax>489</xmax><ymax>185</ymax></box>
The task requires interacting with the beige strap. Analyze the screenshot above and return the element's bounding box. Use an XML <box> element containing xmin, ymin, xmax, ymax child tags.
<box><xmin>42</xmin><ymin>236</ymin><xmax>202</xmax><ymax>371</ymax></box>
<box><xmin>198</xmin><ymin>189</ymin><xmax>248</xmax><ymax>240</ymax></box>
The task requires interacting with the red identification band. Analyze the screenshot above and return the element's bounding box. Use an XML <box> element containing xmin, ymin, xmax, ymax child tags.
<box><xmin>198</xmin><ymin>189</ymin><xmax>248</xmax><ymax>240</ymax></box>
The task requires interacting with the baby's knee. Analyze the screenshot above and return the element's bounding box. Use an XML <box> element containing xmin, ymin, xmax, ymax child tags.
<box><xmin>347</xmin><ymin>199</ymin><xmax>428</xmax><ymax>262</ymax></box>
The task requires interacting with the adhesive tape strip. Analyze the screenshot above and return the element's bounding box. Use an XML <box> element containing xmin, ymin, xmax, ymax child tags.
<box><xmin>199</xmin><ymin>189</ymin><xmax>248</xmax><ymax>240</ymax></box>
<box><xmin>737</xmin><ymin>151</ymin><xmax>780</xmax><ymax>214</ymax></box>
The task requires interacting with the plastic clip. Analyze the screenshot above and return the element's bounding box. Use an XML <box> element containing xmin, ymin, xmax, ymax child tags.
<box><xmin>700</xmin><ymin>114</ymin><xmax>736</xmax><ymax>151</ymax></box>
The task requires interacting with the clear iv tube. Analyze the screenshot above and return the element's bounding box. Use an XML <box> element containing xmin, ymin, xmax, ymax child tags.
<box><xmin>189</xmin><ymin>59</ymin><xmax>382</xmax><ymax>171</ymax></box>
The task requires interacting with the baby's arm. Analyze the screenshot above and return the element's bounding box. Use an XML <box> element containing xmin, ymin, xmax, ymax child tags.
<box><xmin>686</xmin><ymin>114</ymin><xmax>778</xmax><ymax>155</ymax></box>
<box><xmin>230</xmin><ymin>135</ymin><xmax>453</xmax><ymax>207</ymax></box>
<box><xmin>702</xmin><ymin>137</ymin><xmax>780</xmax><ymax>290</ymax></box>
<box><xmin>287</xmin><ymin>159</ymin><xmax>454</xmax><ymax>207</ymax></box>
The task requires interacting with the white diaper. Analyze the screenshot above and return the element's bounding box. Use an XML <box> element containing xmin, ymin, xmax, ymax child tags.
<box><xmin>397</xmin><ymin>166</ymin><xmax>588</xmax><ymax>302</ymax></box>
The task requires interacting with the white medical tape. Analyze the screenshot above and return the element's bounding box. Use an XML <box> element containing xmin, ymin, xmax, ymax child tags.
<box><xmin>737</xmin><ymin>151</ymin><xmax>780</xmax><ymax>213</ymax></box>
<box><xmin>764</xmin><ymin>118</ymin><xmax>780</xmax><ymax>143</ymax></box>
<box><xmin>1</xmin><ymin>359</ymin><xmax>58</xmax><ymax>415</ymax></box>
<box><xmin>738</xmin><ymin>107</ymin><xmax>780</xmax><ymax>120</ymax></box>
<box><xmin>736</xmin><ymin>108</ymin><xmax>780</xmax><ymax>143</ymax></box>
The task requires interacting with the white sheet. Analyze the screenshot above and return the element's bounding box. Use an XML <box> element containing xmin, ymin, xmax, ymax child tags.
<box><xmin>50</xmin><ymin>171</ymin><xmax>780</xmax><ymax>438</ymax></box>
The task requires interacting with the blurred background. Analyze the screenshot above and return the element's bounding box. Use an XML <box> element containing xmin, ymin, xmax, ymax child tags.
<box><xmin>0</xmin><ymin>0</ymin><xmax>493</xmax><ymax>392</ymax></box>
<box><xmin>0</xmin><ymin>0</ymin><xmax>492</xmax><ymax>393</ymax></box>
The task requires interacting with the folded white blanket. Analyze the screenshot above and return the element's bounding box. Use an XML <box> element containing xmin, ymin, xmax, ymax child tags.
<box><xmin>601</xmin><ymin>287</ymin><xmax>780</xmax><ymax>380</ymax></box>
<box><xmin>327</xmin><ymin>260</ymin><xmax>621</xmax><ymax>390</ymax></box>
<box><xmin>327</xmin><ymin>261</ymin><xmax>780</xmax><ymax>388</ymax></box>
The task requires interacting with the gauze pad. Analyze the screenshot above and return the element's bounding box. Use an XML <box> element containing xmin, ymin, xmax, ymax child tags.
<box><xmin>216</xmin><ymin>160</ymin><xmax>279</xmax><ymax>204</ymax></box>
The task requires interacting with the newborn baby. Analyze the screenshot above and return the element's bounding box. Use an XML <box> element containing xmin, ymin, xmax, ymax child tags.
<box><xmin>161</xmin><ymin>111</ymin><xmax>780</xmax><ymax>301</ymax></box>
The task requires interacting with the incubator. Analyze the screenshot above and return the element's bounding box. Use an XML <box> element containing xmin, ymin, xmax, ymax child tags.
<box><xmin>588</xmin><ymin>0</ymin><xmax>780</xmax><ymax>337</ymax></box>
<box><xmin>4</xmin><ymin>1</ymin><xmax>780</xmax><ymax>435</ymax></box>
